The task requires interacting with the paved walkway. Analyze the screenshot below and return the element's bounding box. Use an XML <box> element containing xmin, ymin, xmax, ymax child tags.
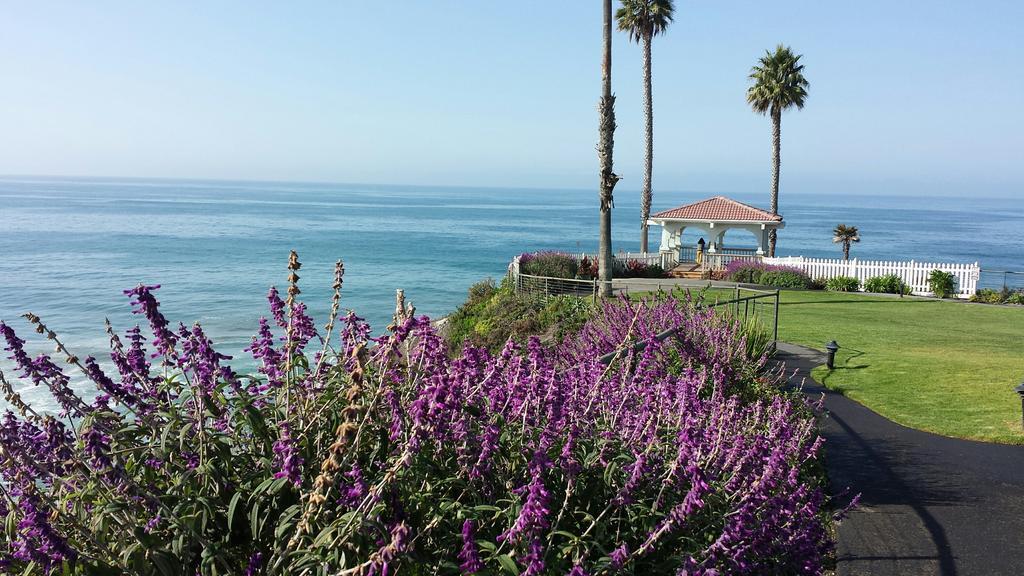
<box><xmin>775</xmin><ymin>342</ymin><xmax>1024</xmax><ymax>576</ymax></box>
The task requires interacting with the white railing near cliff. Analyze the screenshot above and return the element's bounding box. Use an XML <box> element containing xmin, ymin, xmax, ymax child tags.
<box><xmin>703</xmin><ymin>252</ymin><xmax>762</xmax><ymax>272</ymax></box>
<box><xmin>566</xmin><ymin>251</ymin><xmax>664</xmax><ymax>267</ymax></box>
<box><xmin>764</xmin><ymin>256</ymin><xmax>981</xmax><ymax>298</ymax></box>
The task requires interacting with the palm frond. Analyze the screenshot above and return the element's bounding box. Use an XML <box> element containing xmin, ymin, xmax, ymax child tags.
<box><xmin>832</xmin><ymin>224</ymin><xmax>860</xmax><ymax>243</ymax></box>
<box><xmin>616</xmin><ymin>0</ymin><xmax>675</xmax><ymax>43</ymax></box>
<box><xmin>746</xmin><ymin>44</ymin><xmax>810</xmax><ymax>115</ymax></box>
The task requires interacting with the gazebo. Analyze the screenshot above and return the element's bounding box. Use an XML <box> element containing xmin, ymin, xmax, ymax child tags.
<box><xmin>647</xmin><ymin>196</ymin><xmax>784</xmax><ymax>269</ymax></box>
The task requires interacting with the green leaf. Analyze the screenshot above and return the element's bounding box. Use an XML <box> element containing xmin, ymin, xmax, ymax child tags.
<box><xmin>312</xmin><ymin>525</ymin><xmax>338</xmax><ymax>548</ymax></box>
<box><xmin>476</xmin><ymin>540</ymin><xmax>497</xmax><ymax>553</ymax></box>
<box><xmin>496</xmin><ymin>554</ymin><xmax>519</xmax><ymax>574</ymax></box>
<box><xmin>269</xmin><ymin>477</ymin><xmax>289</xmax><ymax>495</ymax></box>
<box><xmin>551</xmin><ymin>530</ymin><xmax>580</xmax><ymax>542</ymax></box>
<box><xmin>227</xmin><ymin>492</ymin><xmax>243</xmax><ymax>533</ymax></box>
<box><xmin>151</xmin><ymin>551</ymin><xmax>178</xmax><ymax>576</ymax></box>
<box><xmin>252</xmin><ymin>477</ymin><xmax>277</xmax><ymax>497</ymax></box>
<box><xmin>250</xmin><ymin>501</ymin><xmax>261</xmax><ymax>538</ymax></box>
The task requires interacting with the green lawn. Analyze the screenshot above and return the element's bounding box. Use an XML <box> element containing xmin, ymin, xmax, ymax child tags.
<box><xmin>766</xmin><ymin>290</ymin><xmax>1024</xmax><ymax>443</ymax></box>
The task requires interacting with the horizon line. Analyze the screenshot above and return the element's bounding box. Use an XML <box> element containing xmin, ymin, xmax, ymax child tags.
<box><xmin>0</xmin><ymin>173</ymin><xmax>1016</xmax><ymax>201</ymax></box>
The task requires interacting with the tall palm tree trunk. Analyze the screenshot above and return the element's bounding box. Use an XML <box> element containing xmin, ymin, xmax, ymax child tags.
<box><xmin>597</xmin><ymin>0</ymin><xmax>617</xmax><ymax>297</ymax></box>
<box><xmin>843</xmin><ymin>242</ymin><xmax>850</xmax><ymax>261</ymax></box>
<box><xmin>639</xmin><ymin>32</ymin><xmax>653</xmax><ymax>254</ymax></box>
<box><xmin>768</xmin><ymin>106</ymin><xmax>781</xmax><ymax>256</ymax></box>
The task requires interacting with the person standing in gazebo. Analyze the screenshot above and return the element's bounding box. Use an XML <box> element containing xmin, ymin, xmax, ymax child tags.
<box><xmin>696</xmin><ymin>237</ymin><xmax>705</xmax><ymax>266</ymax></box>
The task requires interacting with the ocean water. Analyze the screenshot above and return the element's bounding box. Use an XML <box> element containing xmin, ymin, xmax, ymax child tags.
<box><xmin>1</xmin><ymin>177</ymin><xmax>1022</xmax><ymax>407</ymax></box>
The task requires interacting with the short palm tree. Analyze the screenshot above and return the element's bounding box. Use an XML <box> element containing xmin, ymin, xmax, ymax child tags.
<box><xmin>616</xmin><ymin>0</ymin><xmax>675</xmax><ymax>254</ymax></box>
<box><xmin>833</xmin><ymin>224</ymin><xmax>860</xmax><ymax>261</ymax></box>
<box><xmin>747</xmin><ymin>45</ymin><xmax>809</xmax><ymax>257</ymax></box>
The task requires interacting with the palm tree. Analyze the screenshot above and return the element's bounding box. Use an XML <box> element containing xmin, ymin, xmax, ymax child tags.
<box><xmin>616</xmin><ymin>0</ymin><xmax>674</xmax><ymax>254</ymax></box>
<box><xmin>746</xmin><ymin>44</ymin><xmax>809</xmax><ymax>257</ymax></box>
<box><xmin>597</xmin><ymin>0</ymin><xmax>620</xmax><ymax>297</ymax></box>
<box><xmin>833</xmin><ymin>224</ymin><xmax>860</xmax><ymax>261</ymax></box>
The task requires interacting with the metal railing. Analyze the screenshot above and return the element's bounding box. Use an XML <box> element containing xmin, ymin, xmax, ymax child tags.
<box><xmin>707</xmin><ymin>286</ymin><xmax>781</xmax><ymax>350</ymax></box>
<box><xmin>979</xmin><ymin>270</ymin><xmax>1024</xmax><ymax>292</ymax></box>
<box><xmin>515</xmin><ymin>273</ymin><xmax>599</xmax><ymax>298</ymax></box>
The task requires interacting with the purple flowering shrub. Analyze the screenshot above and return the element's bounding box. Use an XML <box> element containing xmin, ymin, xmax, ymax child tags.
<box><xmin>520</xmin><ymin>252</ymin><xmax>667</xmax><ymax>280</ymax></box>
<box><xmin>725</xmin><ymin>261</ymin><xmax>812</xmax><ymax>288</ymax></box>
<box><xmin>1</xmin><ymin>252</ymin><xmax>836</xmax><ymax>575</ymax></box>
<box><xmin>519</xmin><ymin>251</ymin><xmax>579</xmax><ymax>279</ymax></box>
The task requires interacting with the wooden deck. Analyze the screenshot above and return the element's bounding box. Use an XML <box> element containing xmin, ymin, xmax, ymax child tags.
<box><xmin>668</xmin><ymin>262</ymin><xmax>705</xmax><ymax>279</ymax></box>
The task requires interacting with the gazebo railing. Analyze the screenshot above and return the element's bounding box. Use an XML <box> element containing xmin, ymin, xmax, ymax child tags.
<box><xmin>567</xmin><ymin>251</ymin><xmax>663</xmax><ymax>267</ymax></box>
<box><xmin>702</xmin><ymin>252</ymin><xmax>762</xmax><ymax>271</ymax></box>
<box><xmin>678</xmin><ymin>246</ymin><xmax>762</xmax><ymax>267</ymax></box>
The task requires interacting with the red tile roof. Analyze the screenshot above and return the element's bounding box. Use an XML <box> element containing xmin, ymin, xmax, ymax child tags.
<box><xmin>651</xmin><ymin>196</ymin><xmax>782</xmax><ymax>222</ymax></box>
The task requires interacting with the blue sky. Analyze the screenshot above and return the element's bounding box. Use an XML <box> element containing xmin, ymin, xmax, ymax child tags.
<box><xmin>1</xmin><ymin>1</ymin><xmax>1021</xmax><ymax>196</ymax></box>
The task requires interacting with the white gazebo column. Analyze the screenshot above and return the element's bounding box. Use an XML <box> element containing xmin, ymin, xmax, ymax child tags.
<box><xmin>706</xmin><ymin>223</ymin><xmax>717</xmax><ymax>253</ymax></box>
<box><xmin>658</xmin><ymin>224</ymin><xmax>673</xmax><ymax>252</ymax></box>
<box><xmin>713</xmin><ymin>230</ymin><xmax>727</xmax><ymax>252</ymax></box>
<box><xmin>756</xmin><ymin>225</ymin><xmax>769</xmax><ymax>256</ymax></box>
<box><xmin>655</xmin><ymin>221</ymin><xmax>684</xmax><ymax>268</ymax></box>
<box><xmin>671</xmin><ymin>225</ymin><xmax>685</xmax><ymax>250</ymax></box>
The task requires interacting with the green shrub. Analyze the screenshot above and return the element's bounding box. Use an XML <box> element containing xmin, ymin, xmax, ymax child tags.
<box><xmin>972</xmin><ymin>288</ymin><xmax>1024</xmax><ymax>305</ymax></box>
<box><xmin>809</xmin><ymin>277</ymin><xmax>827</xmax><ymax>290</ymax></box>
<box><xmin>863</xmin><ymin>274</ymin><xmax>909</xmax><ymax>295</ymax></box>
<box><xmin>825</xmin><ymin>276</ymin><xmax>860</xmax><ymax>292</ymax></box>
<box><xmin>739</xmin><ymin>317</ymin><xmax>774</xmax><ymax>361</ymax></box>
<box><xmin>537</xmin><ymin>294</ymin><xmax>595</xmax><ymax>337</ymax></box>
<box><xmin>466</xmin><ymin>277</ymin><xmax>498</xmax><ymax>305</ymax></box>
<box><xmin>608</xmin><ymin>259</ymin><xmax>668</xmax><ymax>279</ymax></box>
<box><xmin>520</xmin><ymin>252</ymin><xmax>578</xmax><ymax>279</ymax></box>
<box><xmin>726</xmin><ymin>264</ymin><xmax>764</xmax><ymax>284</ymax></box>
<box><xmin>628</xmin><ymin>262</ymin><xmax>667</xmax><ymax>279</ymax></box>
<box><xmin>445</xmin><ymin>279</ymin><xmax>595</xmax><ymax>352</ymax></box>
<box><xmin>929</xmin><ymin>269</ymin><xmax>957</xmax><ymax>298</ymax></box>
<box><xmin>970</xmin><ymin>288</ymin><xmax>1005</xmax><ymax>303</ymax></box>
<box><xmin>757</xmin><ymin>269</ymin><xmax>812</xmax><ymax>289</ymax></box>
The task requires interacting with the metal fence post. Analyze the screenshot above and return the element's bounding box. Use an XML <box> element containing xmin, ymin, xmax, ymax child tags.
<box><xmin>773</xmin><ymin>290</ymin><xmax>780</xmax><ymax>351</ymax></box>
<box><xmin>1016</xmin><ymin>383</ymin><xmax>1024</xmax><ymax>430</ymax></box>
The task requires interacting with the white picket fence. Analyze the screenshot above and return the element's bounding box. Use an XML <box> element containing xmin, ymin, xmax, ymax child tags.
<box><xmin>764</xmin><ymin>256</ymin><xmax>981</xmax><ymax>298</ymax></box>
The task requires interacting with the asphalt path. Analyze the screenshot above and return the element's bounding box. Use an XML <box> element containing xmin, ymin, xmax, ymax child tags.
<box><xmin>775</xmin><ymin>342</ymin><xmax>1024</xmax><ymax>576</ymax></box>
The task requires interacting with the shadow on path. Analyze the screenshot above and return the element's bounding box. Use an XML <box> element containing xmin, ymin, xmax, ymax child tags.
<box><xmin>775</xmin><ymin>342</ymin><xmax>1024</xmax><ymax>576</ymax></box>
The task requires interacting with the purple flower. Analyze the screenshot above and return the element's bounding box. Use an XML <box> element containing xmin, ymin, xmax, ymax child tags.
<box><xmin>267</xmin><ymin>286</ymin><xmax>287</xmax><ymax>328</ymax></box>
<box><xmin>145</xmin><ymin>513</ymin><xmax>161</xmax><ymax>533</ymax></box>
<box><xmin>339</xmin><ymin>464</ymin><xmax>367</xmax><ymax>507</ymax></box>
<box><xmin>245</xmin><ymin>317</ymin><xmax>284</xmax><ymax>390</ymax></box>
<box><xmin>1</xmin><ymin>322</ymin><xmax>87</xmax><ymax>417</ymax></box>
<box><xmin>10</xmin><ymin>490</ymin><xmax>76</xmax><ymax>572</ymax></box>
<box><xmin>245</xmin><ymin>552</ymin><xmax>264</xmax><ymax>576</ymax></box>
<box><xmin>123</xmin><ymin>284</ymin><xmax>177</xmax><ymax>360</ymax></box>
<box><xmin>498</xmin><ymin>454</ymin><xmax>551</xmax><ymax>573</ymax></box>
<box><xmin>458</xmin><ymin>520</ymin><xmax>483</xmax><ymax>573</ymax></box>
<box><xmin>82</xmin><ymin>426</ymin><xmax>112</xmax><ymax>470</ymax></box>
<box><xmin>272</xmin><ymin>421</ymin><xmax>303</xmax><ymax>487</ymax></box>
<box><xmin>609</xmin><ymin>544</ymin><xmax>629</xmax><ymax>569</ymax></box>
<box><xmin>287</xmin><ymin>301</ymin><xmax>318</xmax><ymax>353</ymax></box>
